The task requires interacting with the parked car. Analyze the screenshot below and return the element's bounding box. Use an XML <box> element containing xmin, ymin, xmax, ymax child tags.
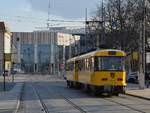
<box><xmin>127</xmin><ymin>72</ymin><xmax>138</xmax><ymax>83</ymax></box>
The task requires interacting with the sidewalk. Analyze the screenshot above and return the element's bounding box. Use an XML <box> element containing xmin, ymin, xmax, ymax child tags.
<box><xmin>0</xmin><ymin>83</ymin><xmax>23</xmax><ymax>113</ymax></box>
<box><xmin>0</xmin><ymin>75</ymin><xmax>24</xmax><ymax>113</ymax></box>
<box><xmin>126</xmin><ymin>83</ymin><xmax>150</xmax><ymax>100</ymax></box>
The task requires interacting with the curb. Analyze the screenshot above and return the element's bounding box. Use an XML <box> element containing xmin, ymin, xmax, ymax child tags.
<box><xmin>125</xmin><ymin>93</ymin><xmax>150</xmax><ymax>101</ymax></box>
<box><xmin>13</xmin><ymin>82</ymin><xmax>25</xmax><ymax>113</ymax></box>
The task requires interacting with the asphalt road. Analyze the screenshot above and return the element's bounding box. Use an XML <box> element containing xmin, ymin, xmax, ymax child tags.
<box><xmin>17</xmin><ymin>74</ymin><xmax>150</xmax><ymax>113</ymax></box>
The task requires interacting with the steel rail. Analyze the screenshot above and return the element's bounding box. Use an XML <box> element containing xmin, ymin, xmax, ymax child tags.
<box><xmin>59</xmin><ymin>94</ymin><xmax>87</xmax><ymax>113</ymax></box>
<box><xmin>32</xmin><ymin>84</ymin><xmax>50</xmax><ymax>113</ymax></box>
<box><xmin>103</xmin><ymin>97</ymin><xmax>147</xmax><ymax>113</ymax></box>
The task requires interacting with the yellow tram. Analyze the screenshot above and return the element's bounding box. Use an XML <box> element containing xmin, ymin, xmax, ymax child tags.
<box><xmin>66</xmin><ymin>49</ymin><xmax>126</xmax><ymax>95</ymax></box>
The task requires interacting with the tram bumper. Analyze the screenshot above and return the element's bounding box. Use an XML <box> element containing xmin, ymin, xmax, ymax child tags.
<box><xmin>104</xmin><ymin>85</ymin><xmax>125</xmax><ymax>94</ymax></box>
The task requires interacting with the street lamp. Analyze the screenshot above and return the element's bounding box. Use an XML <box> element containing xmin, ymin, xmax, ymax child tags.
<box><xmin>62</xmin><ymin>37</ymin><xmax>66</xmax><ymax>78</ymax></box>
<box><xmin>3</xmin><ymin>33</ymin><xmax>6</xmax><ymax>91</ymax></box>
<box><xmin>3</xmin><ymin>52</ymin><xmax>6</xmax><ymax>91</ymax></box>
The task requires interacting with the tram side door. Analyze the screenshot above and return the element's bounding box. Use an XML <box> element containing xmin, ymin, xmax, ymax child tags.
<box><xmin>74</xmin><ymin>61</ymin><xmax>79</xmax><ymax>81</ymax></box>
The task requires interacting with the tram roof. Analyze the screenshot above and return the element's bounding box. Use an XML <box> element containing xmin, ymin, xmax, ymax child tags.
<box><xmin>67</xmin><ymin>49</ymin><xmax>126</xmax><ymax>62</ymax></box>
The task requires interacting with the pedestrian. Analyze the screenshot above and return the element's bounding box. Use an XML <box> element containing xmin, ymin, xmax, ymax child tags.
<box><xmin>145</xmin><ymin>72</ymin><xmax>150</xmax><ymax>88</ymax></box>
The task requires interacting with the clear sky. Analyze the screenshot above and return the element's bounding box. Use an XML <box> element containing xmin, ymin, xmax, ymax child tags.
<box><xmin>0</xmin><ymin>0</ymin><xmax>100</xmax><ymax>32</ymax></box>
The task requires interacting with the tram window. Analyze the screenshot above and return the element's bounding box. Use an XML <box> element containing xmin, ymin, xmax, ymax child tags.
<box><xmin>68</xmin><ymin>63</ymin><xmax>71</xmax><ymax>71</ymax></box>
<box><xmin>75</xmin><ymin>61</ymin><xmax>78</xmax><ymax>71</ymax></box>
<box><xmin>84</xmin><ymin>59</ymin><xmax>86</xmax><ymax>71</ymax></box>
<box><xmin>82</xmin><ymin>60</ymin><xmax>84</xmax><ymax>71</ymax></box>
<box><xmin>94</xmin><ymin>57</ymin><xmax>99</xmax><ymax>71</ymax></box>
<box><xmin>85</xmin><ymin>59</ymin><xmax>89</xmax><ymax>71</ymax></box>
<box><xmin>89</xmin><ymin>58</ymin><xmax>92</xmax><ymax>71</ymax></box>
<box><xmin>78</xmin><ymin>61</ymin><xmax>82</xmax><ymax>71</ymax></box>
<box><xmin>83</xmin><ymin>59</ymin><xmax>86</xmax><ymax>71</ymax></box>
<box><xmin>66</xmin><ymin>64</ymin><xmax>69</xmax><ymax>71</ymax></box>
<box><xmin>85</xmin><ymin>59</ymin><xmax>88</xmax><ymax>71</ymax></box>
<box><xmin>91</xmin><ymin>57</ymin><xmax>94</xmax><ymax>71</ymax></box>
<box><xmin>80</xmin><ymin>60</ymin><xmax>84</xmax><ymax>71</ymax></box>
<box><xmin>87</xmin><ymin>58</ymin><xmax>90</xmax><ymax>71</ymax></box>
<box><xmin>70</xmin><ymin>63</ymin><xmax>74</xmax><ymax>71</ymax></box>
<box><xmin>85</xmin><ymin>59</ymin><xmax>87</xmax><ymax>70</ymax></box>
<box><xmin>96</xmin><ymin>57</ymin><xmax>125</xmax><ymax>71</ymax></box>
<box><xmin>80</xmin><ymin>61</ymin><xmax>82</xmax><ymax>70</ymax></box>
<box><xmin>97</xmin><ymin>58</ymin><xmax>101</xmax><ymax>70</ymax></box>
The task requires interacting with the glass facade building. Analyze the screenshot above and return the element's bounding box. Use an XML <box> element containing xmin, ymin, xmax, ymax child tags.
<box><xmin>21</xmin><ymin>44</ymin><xmax>34</xmax><ymax>73</ymax></box>
<box><xmin>12</xmin><ymin>31</ymin><xmax>80</xmax><ymax>75</ymax></box>
<box><xmin>37</xmin><ymin>44</ymin><xmax>51</xmax><ymax>73</ymax></box>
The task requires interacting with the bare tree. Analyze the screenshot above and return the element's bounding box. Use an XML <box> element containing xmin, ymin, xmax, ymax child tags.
<box><xmin>91</xmin><ymin>0</ymin><xmax>150</xmax><ymax>54</ymax></box>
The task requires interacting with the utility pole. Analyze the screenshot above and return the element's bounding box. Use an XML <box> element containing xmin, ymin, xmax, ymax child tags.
<box><xmin>85</xmin><ymin>8</ymin><xmax>88</xmax><ymax>53</ymax></box>
<box><xmin>69</xmin><ymin>35</ymin><xmax>72</xmax><ymax>58</ymax></box>
<box><xmin>47</xmin><ymin>0</ymin><xmax>51</xmax><ymax>30</ymax></box>
<box><xmin>62</xmin><ymin>37</ymin><xmax>66</xmax><ymax>78</ymax></box>
<box><xmin>138</xmin><ymin>0</ymin><xmax>146</xmax><ymax>89</ymax></box>
<box><xmin>3</xmin><ymin>32</ymin><xmax>6</xmax><ymax>91</ymax></box>
<box><xmin>73</xmin><ymin>35</ymin><xmax>78</xmax><ymax>56</ymax></box>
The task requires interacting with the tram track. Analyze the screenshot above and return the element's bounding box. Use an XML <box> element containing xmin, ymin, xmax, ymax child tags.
<box><xmin>59</xmin><ymin>94</ymin><xmax>87</xmax><ymax>113</ymax></box>
<box><xmin>58</xmin><ymin>90</ymin><xmax>148</xmax><ymax>113</ymax></box>
<box><xmin>66</xmin><ymin>83</ymin><xmax>150</xmax><ymax>113</ymax></box>
<box><xmin>102</xmin><ymin>95</ymin><xmax>147</xmax><ymax>113</ymax></box>
<box><xmin>30</xmin><ymin>76</ymin><xmax>88</xmax><ymax>113</ymax></box>
<box><xmin>36</xmin><ymin>85</ymin><xmax>88</xmax><ymax>113</ymax></box>
<box><xmin>17</xmin><ymin>84</ymin><xmax>148</xmax><ymax>113</ymax></box>
<box><xmin>28</xmin><ymin>75</ymin><xmax>149</xmax><ymax>113</ymax></box>
<box><xmin>32</xmin><ymin>83</ymin><xmax>50</xmax><ymax>113</ymax></box>
<box><xmin>29</xmin><ymin>76</ymin><xmax>50</xmax><ymax>113</ymax></box>
<box><xmin>17</xmin><ymin>81</ymin><xmax>50</xmax><ymax>113</ymax></box>
<box><xmin>16</xmin><ymin>83</ymin><xmax>25</xmax><ymax>113</ymax></box>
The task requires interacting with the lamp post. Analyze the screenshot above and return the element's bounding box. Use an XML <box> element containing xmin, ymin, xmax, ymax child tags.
<box><xmin>12</xmin><ymin>62</ymin><xmax>15</xmax><ymax>82</ymax></box>
<box><xmin>63</xmin><ymin>38</ymin><xmax>66</xmax><ymax>78</ymax></box>
<box><xmin>3</xmin><ymin>33</ymin><xmax>6</xmax><ymax>91</ymax></box>
<box><xmin>3</xmin><ymin>53</ymin><xmax>6</xmax><ymax>91</ymax></box>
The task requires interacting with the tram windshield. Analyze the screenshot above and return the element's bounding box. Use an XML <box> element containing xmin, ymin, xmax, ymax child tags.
<box><xmin>95</xmin><ymin>57</ymin><xmax>125</xmax><ymax>71</ymax></box>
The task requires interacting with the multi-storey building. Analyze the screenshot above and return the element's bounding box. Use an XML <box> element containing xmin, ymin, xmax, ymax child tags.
<box><xmin>12</xmin><ymin>31</ymin><xmax>80</xmax><ymax>75</ymax></box>
<box><xmin>12</xmin><ymin>31</ymin><xmax>58</xmax><ymax>74</ymax></box>
<box><xmin>0</xmin><ymin>22</ymin><xmax>12</xmax><ymax>76</ymax></box>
